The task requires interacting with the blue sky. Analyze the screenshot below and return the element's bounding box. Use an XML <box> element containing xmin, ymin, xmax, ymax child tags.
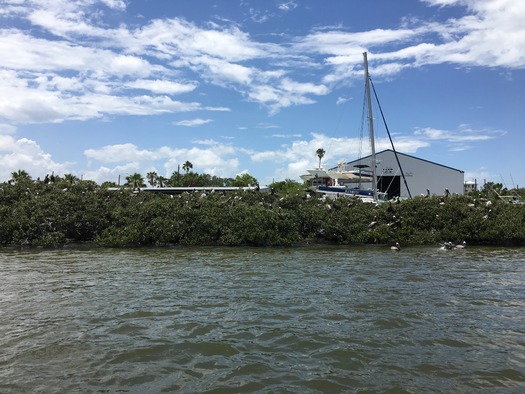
<box><xmin>0</xmin><ymin>0</ymin><xmax>524</xmax><ymax>187</ymax></box>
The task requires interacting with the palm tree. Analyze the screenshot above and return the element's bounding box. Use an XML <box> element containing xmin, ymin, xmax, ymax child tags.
<box><xmin>101</xmin><ymin>181</ymin><xmax>118</xmax><ymax>188</ymax></box>
<box><xmin>63</xmin><ymin>173</ymin><xmax>78</xmax><ymax>184</ymax></box>
<box><xmin>182</xmin><ymin>161</ymin><xmax>193</xmax><ymax>173</ymax></box>
<box><xmin>11</xmin><ymin>170</ymin><xmax>32</xmax><ymax>184</ymax></box>
<box><xmin>316</xmin><ymin>148</ymin><xmax>325</xmax><ymax>169</ymax></box>
<box><xmin>125</xmin><ymin>173</ymin><xmax>145</xmax><ymax>189</ymax></box>
<box><xmin>157</xmin><ymin>175</ymin><xmax>168</xmax><ymax>188</ymax></box>
<box><xmin>146</xmin><ymin>171</ymin><xmax>158</xmax><ymax>187</ymax></box>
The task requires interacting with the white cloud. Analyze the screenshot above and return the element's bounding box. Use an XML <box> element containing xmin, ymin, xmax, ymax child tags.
<box><xmin>414</xmin><ymin>1</ymin><xmax>525</xmax><ymax>68</ymax></box>
<box><xmin>191</xmin><ymin>55</ymin><xmax>255</xmax><ymax>86</ymax></box>
<box><xmin>124</xmin><ymin>79</ymin><xmax>197</xmax><ymax>95</ymax></box>
<box><xmin>413</xmin><ymin>125</ymin><xmax>505</xmax><ymax>142</ymax></box>
<box><xmin>0</xmin><ymin>120</ymin><xmax>507</xmax><ymax>185</ymax></box>
<box><xmin>336</xmin><ymin>96</ymin><xmax>352</xmax><ymax>105</ymax></box>
<box><xmin>0</xmin><ymin>135</ymin><xmax>71</xmax><ymax>181</ymax></box>
<box><xmin>272</xmin><ymin>134</ymin><xmax>302</xmax><ymax>138</ymax></box>
<box><xmin>247</xmin><ymin>84</ymin><xmax>318</xmax><ymax>115</ymax></box>
<box><xmin>277</xmin><ymin>2</ymin><xmax>298</xmax><ymax>12</ymax></box>
<box><xmin>27</xmin><ymin>9</ymin><xmax>102</xmax><ymax>38</ymax></box>
<box><xmin>279</xmin><ymin>78</ymin><xmax>329</xmax><ymax>95</ymax></box>
<box><xmin>101</xmin><ymin>0</ymin><xmax>127</xmax><ymax>10</ymax></box>
<box><xmin>3</xmin><ymin>0</ymin><xmax>521</xmax><ymax>122</ymax></box>
<box><xmin>134</xmin><ymin>17</ymin><xmax>270</xmax><ymax>62</ymax></box>
<box><xmin>251</xmin><ymin>132</ymin><xmax>365</xmax><ymax>169</ymax></box>
<box><xmin>256</xmin><ymin>123</ymin><xmax>279</xmax><ymax>129</ymax></box>
<box><xmin>175</xmin><ymin>118</ymin><xmax>213</xmax><ymax>127</ymax></box>
<box><xmin>303</xmin><ymin>0</ymin><xmax>525</xmax><ymax>85</ymax></box>
<box><xmin>85</xmin><ymin>143</ymin><xmax>166</xmax><ymax>163</ymax></box>
<box><xmin>82</xmin><ymin>141</ymin><xmax>242</xmax><ymax>181</ymax></box>
<box><xmin>82</xmin><ymin>162</ymin><xmax>143</xmax><ymax>185</ymax></box>
<box><xmin>297</xmin><ymin>28</ymin><xmax>416</xmax><ymax>55</ymax></box>
<box><xmin>247</xmin><ymin>123</ymin><xmax>507</xmax><ymax>182</ymax></box>
<box><xmin>0</xmin><ymin>68</ymin><xmax>206</xmax><ymax>123</ymax></box>
<box><xmin>0</xmin><ymin>0</ymin><xmax>521</xmax><ymax>185</ymax></box>
<box><xmin>421</xmin><ymin>0</ymin><xmax>461</xmax><ymax>7</ymax></box>
<box><xmin>463</xmin><ymin>166</ymin><xmax>494</xmax><ymax>186</ymax></box>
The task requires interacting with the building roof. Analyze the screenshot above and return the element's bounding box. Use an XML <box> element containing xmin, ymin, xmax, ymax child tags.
<box><xmin>108</xmin><ymin>186</ymin><xmax>262</xmax><ymax>194</ymax></box>
<box><xmin>344</xmin><ymin>149</ymin><xmax>464</xmax><ymax>174</ymax></box>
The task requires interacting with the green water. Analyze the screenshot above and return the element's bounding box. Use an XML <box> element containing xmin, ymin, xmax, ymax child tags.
<box><xmin>1</xmin><ymin>245</ymin><xmax>524</xmax><ymax>393</ymax></box>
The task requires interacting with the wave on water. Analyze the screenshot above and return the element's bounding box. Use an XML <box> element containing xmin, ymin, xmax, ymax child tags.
<box><xmin>1</xmin><ymin>246</ymin><xmax>524</xmax><ymax>392</ymax></box>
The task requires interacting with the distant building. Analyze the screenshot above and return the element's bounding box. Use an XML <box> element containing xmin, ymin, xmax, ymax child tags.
<box><xmin>337</xmin><ymin>149</ymin><xmax>464</xmax><ymax>198</ymax></box>
<box><xmin>464</xmin><ymin>180</ymin><xmax>477</xmax><ymax>194</ymax></box>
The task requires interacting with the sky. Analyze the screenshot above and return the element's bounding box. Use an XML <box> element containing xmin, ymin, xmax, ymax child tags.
<box><xmin>0</xmin><ymin>0</ymin><xmax>524</xmax><ymax>188</ymax></box>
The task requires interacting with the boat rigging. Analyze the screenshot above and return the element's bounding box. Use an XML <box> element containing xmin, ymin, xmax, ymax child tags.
<box><xmin>301</xmin><ymin>52</ymin><xmax>411</xmax><ymax>203</ymax></box>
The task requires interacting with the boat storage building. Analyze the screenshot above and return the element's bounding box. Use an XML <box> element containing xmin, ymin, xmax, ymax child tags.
<box><xmin>340</xmin><ymin>149</ymin><xmax>464</xmax><ymax>198</ymax></box>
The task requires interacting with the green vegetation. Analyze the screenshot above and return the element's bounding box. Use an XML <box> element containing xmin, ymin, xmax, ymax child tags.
<box><xmin>1</xmin><ymin>171</ymin><xmax>524</xmax><ymax>248</ymax></box>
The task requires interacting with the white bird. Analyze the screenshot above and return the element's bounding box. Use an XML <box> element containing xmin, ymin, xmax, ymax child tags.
<box><xmin>482</xmin><ymin>209</ymin><xmax>492</xmax><ymax>221</ymax></box>
<box><xmin>455</xmin><ymin>241</ymin><xmax>467</xmax><ymax>249</ymax></box>
<box><xmin>391</xmin><ymin>242</ymin><xmax>401</xmax><ymax>251</ymax></box>
<box><xmin>441</xmin><ymin>241</ymin><xmax>455</xmax><ymax>250</ymax></box>
<box><xmin>368</xmin><ymin>216</ymin><xmax>379</xmax><ymax>231</ymax></box>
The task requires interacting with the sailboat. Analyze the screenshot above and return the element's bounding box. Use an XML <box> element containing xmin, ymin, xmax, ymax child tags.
<box><xmin>309</xmin><ymin>52</ymin><xmax>389</xmax><ymax>204</ymax></box>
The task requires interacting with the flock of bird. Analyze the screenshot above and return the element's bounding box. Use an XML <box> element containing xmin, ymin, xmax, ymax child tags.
<box><xmin>390</xmin><ymin>240</ymin><xmax>467</xmax><ymax>251</ymax></box>
<box><xmin>440</xmin><ymin>241</ymin><xmax>467</xmax><ymax>250</ymax></box>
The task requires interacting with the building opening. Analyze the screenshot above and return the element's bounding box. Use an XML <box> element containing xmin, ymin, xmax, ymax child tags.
<box><xmin>378</xmin><ymin>176</ymin><xmax>400</xmax><ymax>198</ymax></box>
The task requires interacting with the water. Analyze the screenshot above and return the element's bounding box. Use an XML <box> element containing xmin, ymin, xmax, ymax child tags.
<box><xmin>1</xmin><ymin>245</ymin><xmax>524</xmax><ymax>393</ymax></box>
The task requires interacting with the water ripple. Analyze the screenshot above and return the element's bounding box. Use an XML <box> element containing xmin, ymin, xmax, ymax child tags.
<box><xmin>1</xmin><ymin>246</ymin><xmax>524</xmax><ymax>392</ymax></box>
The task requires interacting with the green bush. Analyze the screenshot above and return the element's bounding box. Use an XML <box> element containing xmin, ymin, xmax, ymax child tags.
<box><xmin>1</xmin><ymin>180</ymin><xmax>524</xmax><ymax>248</ymax></box>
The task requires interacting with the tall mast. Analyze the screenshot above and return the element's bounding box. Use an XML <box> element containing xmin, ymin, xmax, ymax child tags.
<box><xmin>363</xmin><ymin>52</ymin><xmax>377</xmax><ymax>201</ymax></box>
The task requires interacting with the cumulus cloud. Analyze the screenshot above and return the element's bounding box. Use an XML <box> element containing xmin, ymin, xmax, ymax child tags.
<box><xmin>0</xmin><ymin>0</ymin><xmax>520</xmax><ymax>184</ymax></box>
<box><xmin>82</xmin><ymin>162</ymin><xmax>143</xmax><ymax>185</ymax></box>
<box><xmin>85</xmin><ymin>143</ymin><xmax>172</xmax><ymax>163</ymax></box>
<box><xmin>0</xmin><ymin>119</ymin><xmax>507</xmax><ymax>185</ymax></box>
<box><xmin>81</xmin><ymin>140</ymin><xmax>242</xmax><ymax>182</ymax></box>
<box><xmin>247</xmin><ymin>122</ymin><xmax>505</xmax><ymax>182</ymax></box>
<box><xmin>0</xmin><ymin>135</ymin><xmax>71</xmax><ymax>180</ymax></box>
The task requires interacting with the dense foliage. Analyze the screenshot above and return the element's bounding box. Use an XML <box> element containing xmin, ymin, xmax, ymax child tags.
<box><xmin>1</xmin><ymin>175</ymin><xmax>524</xmax><ymax>248</ymax></box>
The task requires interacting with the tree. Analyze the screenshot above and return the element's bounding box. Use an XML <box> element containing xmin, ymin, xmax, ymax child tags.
<box><xmin>168</xmin><ymin>171</ymin><xmax>182</xmax><ymax>187</ymax></box>
<box><xmin>125</xmin><ymin>173</ymin><xmax>145</xmax><ymax>188</ymax></box>
<box><xmin>182</xmin><ymin>172</ymin><xmax>203</xmax><ymax>187</ymax></box>
<box><xmin>182</xmin><ymin>161</ymin><xmax>193</xmax><ymax>174</ymax></box>
<box><xmin>63</xmin><ymin>174</ymin><xmax>79</xmax><ymax>184</ymax></box>
<box><xmin>269</xmin><ymin>179</ymin><xmax>305</xmax><ymax>195</ymax></box>
<box><xmin>316</xmin><ymin>148</ymin><xmax>325</xmax><ymax>169</ymax></box>
<box><xmin>146</xmin><ymin>171</ymin><xmax>158</xmax><ymax>187</ymax></box>
<box><xmin>234</xmin><ymin>173</ymin><xmax>258</xmax><ymax>187</ymax></box>
<box><xmin>480</xmin><ymin>182</ymin><xmax>504</xmax><ymax>200</ymax></box>
<box><xmin>157</xmin><ymin>175</ymin><xmax>168</xmax><ymax>188</ymax></box>
<box><xmin>10</xmin><ymin>170</ymin><xmax>32</xmax><ymax>184</ymax></box>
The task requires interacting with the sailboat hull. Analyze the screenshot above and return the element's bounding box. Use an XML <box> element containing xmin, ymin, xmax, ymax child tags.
<box><xmin>318</xmin><ymin>185</ymin><xmax>374</xmax><ymax>197</ymax></box>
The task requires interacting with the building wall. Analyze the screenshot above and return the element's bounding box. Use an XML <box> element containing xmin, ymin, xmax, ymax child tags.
<box><xmin>343</xmin><ymin>150</ymin><xmax>464</xmax><ymax>198</ymax></box>
<box><xmin>464</xmin><ymin>181</ymin><xmax>477</xmax><ymax>194</ymax></box>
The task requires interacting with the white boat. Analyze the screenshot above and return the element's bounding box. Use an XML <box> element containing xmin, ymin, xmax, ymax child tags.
<box><xmin>299</xmin><ymin>168</ymin><xmax>329</xmax><ymax>181</ymax></box>
<box><xmin>300</xmin><ymin>166</ymin><xmax>363</xmax><ymax>182</ymax></box>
